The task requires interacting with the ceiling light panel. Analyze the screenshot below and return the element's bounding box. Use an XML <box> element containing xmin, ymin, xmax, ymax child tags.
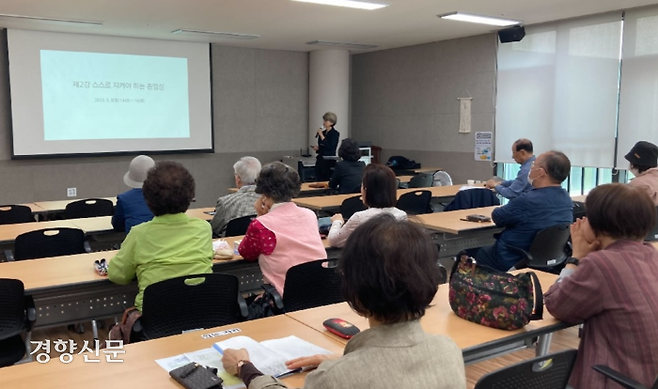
<box><xmin>438</xmin><ymin>12</ymin><xmax>521</xmax><ymax>27</ymax></box>
<box><xmin>291</xmin><ymin>0</ymin><xmax>388</xmax><ymax>11</ymax></box>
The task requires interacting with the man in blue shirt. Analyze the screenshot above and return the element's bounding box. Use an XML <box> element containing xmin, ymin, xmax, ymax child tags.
<box><xmin>486</xmin><ymin>139</ymin><xmax>535</xmax><ymax>200</ymax></box>
<box><xmin>475</xmin><ymin>151</ymin><xmax>573</xmax><ymax>271</ymax></box>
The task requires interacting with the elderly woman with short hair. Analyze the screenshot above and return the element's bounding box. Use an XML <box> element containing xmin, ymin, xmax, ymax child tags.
<box><xmin>312</xmin><ymin>112</ymin><xmax>340</xmax><ymax>181</ymax></box>
<box><xmin>224</xmin><ymin>214</ymin><xmax>466</xmax><ymax>388</ymax></box>
<box><xmin>545</xmin><ymin>183</ymin><xmax>658</xmax><ymax>389</ymax></box>
<box><xmin>238</xmin><ymin>162</ymin><xmax>326</xmax><ymax>316</ymax></box>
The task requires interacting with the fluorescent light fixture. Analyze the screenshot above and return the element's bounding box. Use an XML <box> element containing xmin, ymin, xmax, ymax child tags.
<box><xmin>292</xmin><ymin>0</ymin><xmax>388</xmax><ymax>11</ymax></box>
<box><xmin>438</xmin><ymin>12</ymin><xmax>521</xmax><ymax>27</ymax></box>
<box><xmin>307</xmin><ymin>40</ymin><xmax>378</xmax><ymax>50</ymax></box>
<box><xmin>0</xmin><ymin>13</ymin><xmax>102</xmax><ymax>26</ymax></box>
<box><xmin>172</xmin><ymin>29</ymin><xmax>260</xmax><ymax>40</ymax></box>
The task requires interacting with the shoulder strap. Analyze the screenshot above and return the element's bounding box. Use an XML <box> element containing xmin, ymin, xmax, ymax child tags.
<box><xmin>527</xmin><ymin>272</ymin><xmax>544</xmax><ymax>320</ymax></box>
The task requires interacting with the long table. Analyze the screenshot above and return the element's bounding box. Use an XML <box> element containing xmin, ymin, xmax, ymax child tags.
<box><xmin>227</xmin><ymin>176</ymin><xmax>416</xmax><ymax>196</ymax></box>
<box><xmin>0</xmin><ymin>236</ymin><xmax>337</xmax><ymax>330</ymax></box>
<box><xmin>292</xmin><ymin>185</ymin><xmax>466</xmax><ymax>212</ymax></box>
<box><xmin>0</xmin><ymin>315</ymin><xmax>345</xmax><ymax>389</ymax></box>
<box><xmin>0</xmin><ymin>272</ymin><xmax>569</xmax><ymax>389</ymax></box>
<box><xmin>287</xmin><ymin>270</ymin><xmax>567</xmax><ymax>364</ymax></box>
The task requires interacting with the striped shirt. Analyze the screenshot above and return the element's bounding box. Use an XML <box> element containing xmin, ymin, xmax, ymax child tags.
<box><xmin>544</xmin><ymin>240</ymin><xmax>658</xmax><ymax>389</ymax></box>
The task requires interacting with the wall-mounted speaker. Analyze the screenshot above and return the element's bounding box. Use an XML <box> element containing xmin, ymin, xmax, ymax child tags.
<box><xmin>498</xmin><ymin>26</ymin><xmax>525</xmax><ymax>43</ymax></box>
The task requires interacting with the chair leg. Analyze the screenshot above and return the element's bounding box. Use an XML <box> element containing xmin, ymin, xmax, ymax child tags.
<box><xmin>22</xmin><ymin>331</ymin><xmax>34</xmax><ymax>363</ymax></box>
<box><xmin>535</xmin><ymin>333</ymin><xmax>553</xmax><ymax>357</ymax></box>
<box><xmin>91</xmin><ymin>320</ymin><xmax>99</xmax><ymax>343</ymax></box>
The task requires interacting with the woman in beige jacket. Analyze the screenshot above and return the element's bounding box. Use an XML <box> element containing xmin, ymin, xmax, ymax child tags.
<box><xmin>221</xmin><ymin>214</ymin><xmax>466</xmax><ymax>389</ymax></box>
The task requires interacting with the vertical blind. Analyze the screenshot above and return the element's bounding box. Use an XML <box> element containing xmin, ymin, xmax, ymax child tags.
<box><xmin>495</xmin><ymin>13</ymin><xmax>622</xmax><ymax>167</ymax></box>
<box><xmin>617</xmin><ymin>6</ymin><xmax>658</xmax><ymax>169</ymax></box>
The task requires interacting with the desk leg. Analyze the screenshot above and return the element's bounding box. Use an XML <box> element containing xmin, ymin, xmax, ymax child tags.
<box><xmin>536</xmin><ymin>333</ymin><xmax>553</xmax><ymax>356</ymax></box>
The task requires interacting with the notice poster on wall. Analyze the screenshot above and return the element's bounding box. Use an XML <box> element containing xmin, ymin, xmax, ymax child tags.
<box><xmin>475</xmin><ymin>132</ymin><xmax>493</xmax><ymax>161</ymax></box>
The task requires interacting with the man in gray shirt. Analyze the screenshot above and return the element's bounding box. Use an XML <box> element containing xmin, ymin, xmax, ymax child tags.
<box><xmin>211</xmin><ymin>156</ymin><xmax>261</xmax><ymax>237</ymax></box>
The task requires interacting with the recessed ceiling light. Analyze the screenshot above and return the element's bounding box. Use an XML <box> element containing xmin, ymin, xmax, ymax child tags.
<box><xmin>291</xmin><ymin>0</ymin><xmax>388</xmax><ymax>11</ymax></box>
<box><xmin>438</xmin><ymin>12</ymin><xmax>521</xmax><ymax>27</ymax></box>
<box><xmin>307</xmin><ymin>40</ymin><xmax>378</xmax><ymax>50</ymax></box>
<box><xmin>172</xmin><ymin>29</ymin><xmax>260</xmax><ymax>40</ymax></box>
<box><xmin>0</xmin><ymin>13</ymin><xmax>102</xmax><ymax>26</ymax></box>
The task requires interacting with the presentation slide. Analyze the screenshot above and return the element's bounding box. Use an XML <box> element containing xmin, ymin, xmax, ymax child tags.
<box><xmin>7</xmin><ymin>30</ymin><xmax>213</xmax><ymax>157</ymax></box>
<box><xmin>41</xmin><ymin>50</ymin><xmax>190</xmax><ymax>141</ymax></box>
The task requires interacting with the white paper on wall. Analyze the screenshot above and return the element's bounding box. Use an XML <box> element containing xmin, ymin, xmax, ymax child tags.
<box><xmin>459</xmin><ymin>97</ymin><xmax>472</xmax><ymax>134</ymax></box>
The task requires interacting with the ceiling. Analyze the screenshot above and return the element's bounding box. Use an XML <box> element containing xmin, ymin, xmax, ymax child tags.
<box><xmin>0</xmin><ymin>0</ymin><xmax>656</xmax><ymax>52</ymax></box>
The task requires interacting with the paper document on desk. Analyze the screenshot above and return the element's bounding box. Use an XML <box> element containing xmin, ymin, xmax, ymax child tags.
<box><xmin>155</xmin><ymin>335</ymin><xmax>331</xmax><ymax>388</ymax></box>
<box><xmin>213</xmin><ymin>335</ymin><xmax>332</xmax><ymax>377</ymax></box>
<box><xmin>459</xmin><ymin>185</ymin><xmax>488</xmax><ymax>191</ymax></box>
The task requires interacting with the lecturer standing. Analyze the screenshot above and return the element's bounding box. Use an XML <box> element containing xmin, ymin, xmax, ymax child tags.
<box><xmin>312</xmin><ymin>112</ymin><xmax>340</xmax><ymax>181</ymax></box>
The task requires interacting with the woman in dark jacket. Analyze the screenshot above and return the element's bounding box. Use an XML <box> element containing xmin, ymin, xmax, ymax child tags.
<box><xmin>329</xmin><ymin>138</ymin><xmax>365</xmax><ymax>194</ymax></box>
<box><xmin>312</xmin><ymin>112</ymin><xmax>340</xmax><ymax>181</ymax></box>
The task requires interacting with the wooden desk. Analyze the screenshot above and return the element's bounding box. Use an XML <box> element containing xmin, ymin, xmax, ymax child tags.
<box><xmin>185</xmin><ymin>207</ymin><xmax>215</xmax><ymax>221</ymax></box>
<box><xmin>228</xmin><ymin>176</ymin><xmax>417</xmax><ymax>196</ymax></box>
<box><xmin>0</xmin><ymin>316</ymin><xmax>345</xmax><ymax>389</ymax></box>
<box><xmin>293</xmin><ymin>185</ymin><xmax>464</xmax><ymax>212</ymax></box>
<box><xmin>413</xmin><ymin>167</ymin><xmax>442</xmax><ymax>174</ymax></box>
<box><xmin>416</xmin><ymin>206</ymin><xmax>498</xmax><ymax>234</ymax></box>
<box><xmin>0</xmin><ymin>234</ymin><xmax>337</xmax><ymax>329</ymax></box>
<box><xmin>0</xmin><ymin>220</ymin><xmax>81</xmax><ymax>244</ymax></box>
<box><xmin>287</xmin><ymin>271</ymin><xmax>568</xmax><ymax>364</ymax></box>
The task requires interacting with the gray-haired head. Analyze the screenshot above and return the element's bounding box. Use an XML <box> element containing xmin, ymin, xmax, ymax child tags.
<box><xmin>233</xmin><ymin>156</ymin><xmax>261</xmax><ymax>185</ymax></box>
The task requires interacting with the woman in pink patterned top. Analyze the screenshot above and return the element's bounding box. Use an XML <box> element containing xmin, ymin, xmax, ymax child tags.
<box><xmin>545</xmin><ymin>184</ymin><xmax>658</xmax><ymax>388</ymax></box>
<box><xmin>238</xmin><ymin>162</ymin><xmax>326</xmax><ymax>318</ymax></box>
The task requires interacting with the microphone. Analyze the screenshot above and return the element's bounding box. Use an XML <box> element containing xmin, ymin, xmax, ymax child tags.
<box><xmin>315</xmin><ymin>127</ymin><xmax>323</xmax><ymax>138</ymax></box>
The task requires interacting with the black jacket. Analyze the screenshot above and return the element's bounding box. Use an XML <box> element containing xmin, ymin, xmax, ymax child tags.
<box><xmin>329</xmin><ymin>160</ymin><xmax>365</xmax><ymax>194</ymax></box>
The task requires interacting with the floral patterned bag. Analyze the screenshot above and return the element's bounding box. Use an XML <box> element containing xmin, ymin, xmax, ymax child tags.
<box><xmin>448</xmin><ymin>255</ymin><xmax>543</xmax><ymax>330</ymax></box>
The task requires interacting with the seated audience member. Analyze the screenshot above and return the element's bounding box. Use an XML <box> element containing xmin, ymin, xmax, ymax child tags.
<box><xmin>625</xmin><ymin>140</ymin><xmax>658</xmax><ymax>205</ymax></box>
<box><xmin>545</xmin><ymin>184</ymin><xmax>658</xmax><ymax>389</ymax></box>
<box><xmin>485</xmin><ymin>138</ymin><xmax>535</xmax><ymax>200</ymax></box>
<box><xmin>111</xmin><ymin>155</ymin><xmax>155</xmax><ymax>233</ymax></box>
<box><xmin>328</xmin><ymin>138</ymin><xmax>365</xmax><ymax>194</ymax></box>
<box><xmin>238</xmin><ymin>162</ymin><xmax>326</xmax><ymax>307</ymax></box>
<box><xmin>108</xmin><ymin>161</ymin><xmax>213</xmax><ymax>313</ymax></box>
<box><xmin>210</xmin><ymin>156</ymin><xmax>262</xmax><ymax>237</ymax></box>
<box><xmin>327</xmin><ymin>164</ymin><xmax>406</xmax><ymax>248</ymax></box>
<box><xmin>475</xmin><ymin>151</ymin><xmax>573</xmax><ymax>271</ymax></box>
<box><xmin>222</xmin><ymin>214</ymin><xmax>466</xmax><ymax>389</ymax></box>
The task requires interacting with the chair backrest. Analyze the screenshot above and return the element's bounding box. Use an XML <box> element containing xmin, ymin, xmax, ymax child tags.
<box><xmin>526</xmin><ymin>224</ymin><xmax>571</xmax><ymax>268</ymax></box>
<box><xmin>0</xmin><ymin>278</ymin><xmax>27</xmax><ymax>340</ymax></box>
<box><xmin>645</xmin><ymin>206</ymin><xmax>658</xmax><ymax>242</ymax></box>
<box><xmin>225</xmin><ymin>215</ymin><xmax>256</xmax><ymax>237</ymax></box>
<box><xmin>65</xmin><ymin>198</ymin><xmax>114</xmax><ymax>219</ymax></box>
<box><xmin>433</xmin><ymin>171</ymin><xmax>453</xmax><ymax>186</ymax></box>
<box><xmin>396</xmin><ymin>190</ymin><xmax>432</xmax><ymax>215</ymax></box>
<box><xmin>474</xmin><ymin>349</ymin><xmax>578</xmax><ymax>389</ymax></box>
<box><xmin>14</xmin><ymin>228</ymin><xmax>87</xmax><ymax>261</ymax></box>
<box><xmin>340</xmin><ymin>195</ymin><xmax>367</xmax><ymax>221</ymax></box>
<box><xmin>444</xmin><ymin>189</ymin><xmax>501</xmax><ymax>211</ymax></box>
<box><xmin>0</xmin><ymin>205</ymin><xmax>34</xmax><ymax>225</ymax></box>
<box><xmin>140</xmin><ymin>273</ymin><xmax>242</xmax><ymax>340</ymax></box>
<box><xmin>282</xmin><ymin>259</ymin><xmax>344</xmax><ymax>313</ymax></box>
<box><xmin>572</xmin><ymin>201</ymin><xmax>587</xmax><ymax>222</ymax></box>
<box><xmin>407</xmin><ymin>174</ymin><xmax>433</xmax><ymax>188</ymax></box>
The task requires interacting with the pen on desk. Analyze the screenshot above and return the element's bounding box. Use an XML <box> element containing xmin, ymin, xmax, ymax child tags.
<box><xmin>274</xmin><ymin>368</ymin><xmax>303</xmax><ymax>378</ymax></box>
